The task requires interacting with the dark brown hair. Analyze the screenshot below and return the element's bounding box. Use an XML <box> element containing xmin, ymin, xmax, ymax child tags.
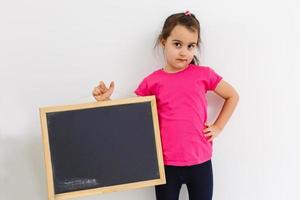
<box><xmin>155</xmin><ymin>12</ymin><xmax>201</xmax><ymax>65</ymax></box>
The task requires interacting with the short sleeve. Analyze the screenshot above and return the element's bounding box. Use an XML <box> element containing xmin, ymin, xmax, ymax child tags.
<box><xmin>134</xmin><ymin>78</ymin><xmax>150</xmax><ymax>96</ymax></box>
<box><xmin>206</xmin><ymin>67</ymin><xmax>223</xmax><ymax>91</ymax></box>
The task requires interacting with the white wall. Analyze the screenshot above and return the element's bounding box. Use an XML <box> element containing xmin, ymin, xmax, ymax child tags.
<box><xmin>1</xmin><ymin>0</ymin><xmax>299</xmax><ymax>199</ymax></box>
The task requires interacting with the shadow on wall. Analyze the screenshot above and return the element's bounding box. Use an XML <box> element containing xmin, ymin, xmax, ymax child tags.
<box><xmin>0</xmin><ymin>133</ymin><xmax>46</xmax><ymax>200</ymax></box>
<box><xmin>206</xmin><ymin>92</ymin><xmax>225</xmax><ymax>123</ymax></box>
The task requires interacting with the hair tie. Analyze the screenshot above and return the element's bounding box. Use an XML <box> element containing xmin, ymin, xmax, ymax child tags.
<box><xmin>184</xmin><ymin>11</ymin><xmax>192</xmax><ymax>16</ymax></box>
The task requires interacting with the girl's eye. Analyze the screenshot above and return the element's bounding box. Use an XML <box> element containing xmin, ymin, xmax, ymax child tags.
<box><xmin>174</xmin><ymin>43</ymin><xmax>181</xmax><ymax>47</ymax></box>
<box><xmin>188</xmin><ymin>44</ymin><xmax>195</xmax><ymax>49</ymax></box>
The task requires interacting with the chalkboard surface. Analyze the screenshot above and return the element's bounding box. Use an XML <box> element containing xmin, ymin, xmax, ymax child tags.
<box><xmin>40</xmin><ymin>96</ymin><xmax>165</xmax><ymax>200</ymax></box>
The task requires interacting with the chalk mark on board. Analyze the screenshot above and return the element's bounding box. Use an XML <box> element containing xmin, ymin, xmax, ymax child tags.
<box><xmin>58</xmin><ymin>178</ymin><xmax>98</xmax><ymax>191</ymax></box>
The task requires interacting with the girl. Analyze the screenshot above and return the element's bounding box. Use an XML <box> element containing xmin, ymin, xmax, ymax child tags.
<box><xmin>92</xmin><ymin>11</ymin><xmax>239</xmax><ymax>200</ymax></box>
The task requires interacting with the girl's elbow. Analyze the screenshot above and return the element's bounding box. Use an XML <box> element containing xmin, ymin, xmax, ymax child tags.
<box><xmin>232</xmin><ymin>90</ymin><xmax>239</xmax><ymax>103</ymax></box>
<box><xmin>227</xmin><ymin>89</ymin><xmax>239</xmax><ymax>102</ymax></box>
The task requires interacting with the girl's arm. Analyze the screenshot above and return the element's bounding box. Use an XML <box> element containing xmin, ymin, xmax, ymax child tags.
<box><xmin>204</xmin><ymin>80</ymin><xmax>239</xmax><ymax>141</ymax></box>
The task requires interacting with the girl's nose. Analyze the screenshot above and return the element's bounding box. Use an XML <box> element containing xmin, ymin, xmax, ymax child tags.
<box><xmin>179</xmin><ymin>48</ymin><xmax>188</xmax><ymax>56</ymax></box>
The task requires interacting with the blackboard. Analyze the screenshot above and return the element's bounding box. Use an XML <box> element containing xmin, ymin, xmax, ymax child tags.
<box><xmin>39</xmin><ymin>96</ymin><xmax>165</xmax><ymax>200</ymax></box>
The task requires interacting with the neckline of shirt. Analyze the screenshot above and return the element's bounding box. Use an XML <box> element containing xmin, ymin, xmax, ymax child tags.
<box><xmin>160</xmin><ymin>64</ymin><xmax>192</xmax><ymax>75</ymax></box>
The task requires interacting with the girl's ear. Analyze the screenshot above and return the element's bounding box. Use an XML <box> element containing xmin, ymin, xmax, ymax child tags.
<box><xmin>160</xmin><ymin>39</ymin><xmax>166</xmax><ymax>47</ymax></box>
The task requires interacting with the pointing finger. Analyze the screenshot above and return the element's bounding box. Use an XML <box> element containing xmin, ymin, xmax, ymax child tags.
<box><xmin>109</xmin><ymin>81</ymin><xmax>115</xmax><ymax>90</ymax></box>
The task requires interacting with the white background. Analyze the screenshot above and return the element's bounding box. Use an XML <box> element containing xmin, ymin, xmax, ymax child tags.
<box><xmin>1</xmin><ymin>0</ymin><xmax>299</xmax><ymax>200</ymax></box>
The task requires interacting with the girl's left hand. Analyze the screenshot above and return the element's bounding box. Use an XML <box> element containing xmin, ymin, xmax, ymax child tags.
<box><xmin>203</xmin><ymin>123</ymin><xmax>222</xmax><ymax>142</ymax></box>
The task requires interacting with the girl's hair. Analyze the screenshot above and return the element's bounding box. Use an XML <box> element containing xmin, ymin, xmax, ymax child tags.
<box><xmin>154</xmin><ymin>12</ymin><xmax>201</xmax><ymax>65</ymax></box>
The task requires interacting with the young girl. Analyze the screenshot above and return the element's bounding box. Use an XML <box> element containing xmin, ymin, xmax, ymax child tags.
<box><xmin>92</xmin><ymin>11</ymin><xmax>239</xmax><ymax>200</ymax></box>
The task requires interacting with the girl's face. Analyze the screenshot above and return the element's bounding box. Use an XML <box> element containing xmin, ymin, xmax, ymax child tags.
<box><xmin>161</xmin><ymin>25</ymin><xmax>198</xmax><ymax>72</ymax></box>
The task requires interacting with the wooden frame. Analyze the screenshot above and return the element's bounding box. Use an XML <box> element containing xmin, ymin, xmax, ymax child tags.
<box><xmin>39</xmin><ymin>95</ymin><xmax>166</xmax><ymax>200</ymax></box>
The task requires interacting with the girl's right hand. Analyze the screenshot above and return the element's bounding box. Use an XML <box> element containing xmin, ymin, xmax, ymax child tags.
<box><xmin>92</xmin><ymin>81</ymin><xmax>115</xmax><ymax>101</ymax></box>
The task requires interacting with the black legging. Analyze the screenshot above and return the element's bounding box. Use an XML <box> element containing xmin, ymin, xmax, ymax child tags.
<box><xmin>155</xmin><ymin>160</ymin><xmax>213</xmax><ymax>200</ymax></box>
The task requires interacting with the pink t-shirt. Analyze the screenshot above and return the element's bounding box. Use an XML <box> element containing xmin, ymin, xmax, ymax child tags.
<box><xmin>134</xmin><ymin>64</ymin><xmax>223</xmax><ymax>166</ymax></box>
